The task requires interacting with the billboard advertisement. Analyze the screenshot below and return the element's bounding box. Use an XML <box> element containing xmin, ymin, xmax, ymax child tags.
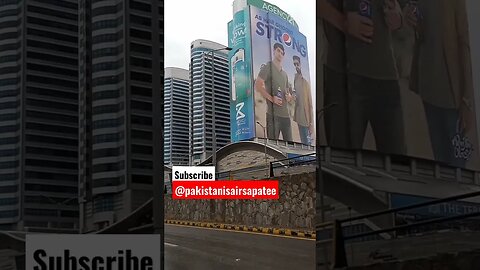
<box><xmin>229</xmin><ymin>0</ymin><xmax>315</xmax><ymax>145</ymax></box>
<box><xmin>229</xmin><ymin>8</ymin><xmax>256</xmax><ymax>142</ymax></box>
<box><xmin>318</xmin><ymin>0</ymin><xmax>480</xmax><ymax>170</ymax></box>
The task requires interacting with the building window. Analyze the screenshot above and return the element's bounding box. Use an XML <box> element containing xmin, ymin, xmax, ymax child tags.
<box><xmin>24</xmin><ymin>208</ymin><xmax>57</xmax><ymax>217</ymax></box>
<box><xmin>92</xmin><ymin>89</ymin><xmax>121</xmax><ymax>100</ymax></box>
<box><xmin>130</xmin><ymin>14</ymin><xmax>150</xmax><ymax>27</ymax></box>
<box><xmin>130</xmin><ymin>28</ymin><xmax>151</xmax><ymax>40</ymax></box>
<box><xmin>25</xmin><ymin>184</ymin><xmax>77</xmax><ymax>193</ymax></box>
<box><xmin>93</xmin><ymin>103</ymin><xmax>123</xmax><ymax>114</ymax></box>
<box><xmin>0</xmin><ymin>210</ymin><xmax>18</xmax><ymax>218</ymax></box>
<box><xmin>0</xmin><ymin>197</ymin><xmax>18</xmax><ymax>206</ymax></box>
<box><xmin>92</xmin><ymin>74</ymin><xmax>123</xmax><ymax>86</ymax></box>
<box><xmin>25</xmin><ymin>159</ymin><xmax>77</xmax><ymax>170</ymax></box>
<box><xmin>132</xmin><ymin>144</ymin><xmax>152</xmax><ymax>155</ymax></box>
<box><xmin>92</xmin><ymin>46</ymin><xmax>123</xmax><ymax>58</ymax></box>
<box><xmin>0</xmin><ymin>185</ymin><xmax>18</xmax><ymax>193</ymax></box>
<box><xmin>0</xmin><ymin>161</ymin><xmax>19</xmax><ymax>169</ymax></box>
<box><xmin>132</xmin><ymin>130</ymin><xmax>152</xmax><ymax>140</ymax></box>
<box><xmin>129</xmin><ymin>0</ymin><xmax>150</xmax><ymax>12</ymax></box>
<box><xmin>27</xmin><ymin>16</ymin><xmax>77</xmax><ymax>32</ymax></box>
<box><xmin>92</xmin><ymin>117</ymin><xmax>124</xmax><ymax>129</ymax></box>
<box><xmin>26</xmin><ymin>171</ymin><xmax>76</xmax><ymax>181</ymax></box>
<box><xmin>25</xmin><ymin>134</ymin><xmax>77</xmax><ymax>146</ymax></box>
<box><xmin>0</xmin><ymin>148</ymin><xmax>19</xmax><ymax>157</ymax></box>
<box><xmin>92</xmin><ymin>3</ymin><xmax>123</xmax><ymax>17</ymax></box>
<box><xmin>92</xmin><ymin>161</ymin><xmax>124</xmax><ymax>173</ymax></box>
<box><xmin>130</xmin><ymin>56</ymin><xmax>151</xmax><ymax>68</ymax></box>
<box><xmin>131</xmin><ymin>115</ymin><xmax>152</xmax><ymax>125</ymax></box>
<box><xmin>29</xmin><ymin>0</ymin><xmax>77</xmax><ymax>9</ymax></box>
<box><xmin>93</xmin><ymin>132</ymin><xmax>124</xmax><ymax>144</ymax></box>
<box><xmin>92</xmin><ymin>17</ymin><xmax>123</xmax><ymax>30</ymax></box>
<box><xmin>94</xmin><ymin>195</ymin><xmax>114</xmax><ymax>213</ymax></box>
<box><xmin>27</xmin><ymin>5</ymin><xmax>77</xmax><ymax>21</ymax></box>
<box><xmin>131</xmin><ymin>100</ymin><xmax>152</xmax><ymax>111</ymax></box>
<box><xmin>132</xmin><ymin>174</ymin><xmax>152</xmax><ymax>184</ymax></box>
<box><xmin>130</xmin><ymin>42</ymin><xmax>151</xmax><ymax>54</ymax></box>
<box><xmin>27</xmin><ymin>39</ymin><xmax>77</xmax><ymax>54</ymax></box>
<box><xmin>132</xmin><ymin>159</ymin><xmax>152</xmax><ymax>170</ymax></box>
<box><xmin>92</xmin><ymin>176</ymin><xmax>124</xmax><ymax>187</ymax></box>
<box><xmin>131</xmin><ymin>85</ymin><xmax>151</xmax><ymax>97</ymax></box>
<box><xmin>92</xmin><ymin>147</ymin><xmax>124</xmax><ymax>158</ymax></box>
<box><xmin>92</xmin><ymin>32</ymin><xmax>123</xmax><ymax>44</ymax></box>
<box><xmin>0</xmin><ymin>173</ymin><xmax>18</xmax><ymax>181</ymax></box>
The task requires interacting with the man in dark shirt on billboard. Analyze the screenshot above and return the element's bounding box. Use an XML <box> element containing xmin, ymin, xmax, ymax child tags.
<box><xmin>255</xmin><ymin>43</ymin><xmax>294</xmax><ymax>141</ymax></box>
<box><xmin>320</xmin><ymin>0</ymin><xmax>350</xmax><ymax>149</ymax></box>
<box><xmin>405</xmin><ymin>0</ymin><xmax>474</xmax><ymax>166</ymax></box>
<box><xmin>319</xmin><ymin>0</ymin><xmax>377</xmax><ymax>149</ymax></box>
<box><xmin>344</xmin><ymin>0</ymin><xmax>406</xmax><ymax>154</ymax></box>
<box><xmin>292</xmin><ymin>55</ymin><xmax>314</xmax><ymax>145</ymax></box>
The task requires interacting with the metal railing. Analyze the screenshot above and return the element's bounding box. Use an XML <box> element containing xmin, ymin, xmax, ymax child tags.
<box><xmin>213</xmin><ymin>152</ymin><xmax>317</xmax><ymax>180</ymax></box>
<box><xmin>215</xmin><ymin>164</ymin><xmax>270</xmax><ymax>180</ymax></box>
<box><xmin>319</xmin><ymin>190</ymin><xmax>480</xmax><ymax>268</ymax></box>
<box><xmin>269</xmin><ymin>152</ymin><xmax>316</xmax><ymax>177</ymax></box>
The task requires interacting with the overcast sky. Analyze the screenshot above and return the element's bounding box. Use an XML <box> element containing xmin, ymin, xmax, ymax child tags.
<box><xmin>165</xmin><ymin>0</ymin><xmax>316</xmax><ymax>92</ymax></box>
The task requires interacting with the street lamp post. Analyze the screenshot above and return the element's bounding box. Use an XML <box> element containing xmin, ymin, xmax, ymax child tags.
<box><xmin>256</xmin><ymin>121</ymin><xmax>268</xmax><ymax>177</ymax></box>
<box><xmin>203</xmin><ymin>47</ymin><xmax>231</xmax><ymax>222</ymax></box>
<box><xmin>203</xmin><ymin>47</ymin><xmax>232</xmax><ymax>168</ymax></box>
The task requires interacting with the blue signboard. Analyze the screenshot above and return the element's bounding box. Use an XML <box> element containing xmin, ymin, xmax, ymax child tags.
<box><xmin>228</xmin><ymin>9</ymin><xmax>256</xmax><ymax>142</ymax></box>
<box><xmin>391</xmin><ymin>193</ymin><xmax>480</xmax><ymax>220</ymax></box>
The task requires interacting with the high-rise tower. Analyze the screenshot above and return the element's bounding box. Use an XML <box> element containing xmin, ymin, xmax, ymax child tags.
<box><xmin>0</xmin><ymin>0</ymin><xmax>79</xmax><ymax>232</ymax></box>
<box><xmin>164</xmin><ymin>67</ymin><xmax>189</xmax><ymax>166</ymax></box>
<box><xmin>79</xmin><ymin>0</ymin><xmax>164</xmax><ymax>232</ymax></box>
<box><xmin>189</xmin><ymin>39</ymin><xmax>230</xmax><ymax>165</ymax></box>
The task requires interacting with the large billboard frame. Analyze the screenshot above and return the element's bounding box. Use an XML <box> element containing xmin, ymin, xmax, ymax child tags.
<box><xmin>229</xmin><ymin>0</ymin><xmax>315</xmax><ymax>146</ymax></box>
<box><xmin>317</xmin><ymin>0</ymin><xmax>480</xmax><ymax>170</ymax></box>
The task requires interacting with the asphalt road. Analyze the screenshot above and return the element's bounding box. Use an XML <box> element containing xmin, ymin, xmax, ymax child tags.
<box><xmin>165</xmin><ymin>224</ymin><xmax>315</xmax><ymax>270</ymax></box>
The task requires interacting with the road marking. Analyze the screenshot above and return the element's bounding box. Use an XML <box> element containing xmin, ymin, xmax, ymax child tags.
<box><xmin>165</xmin><ymin>242</ymin><xmax>178</xmax><ymax>247</ymax></box>
<box><xmin>166</xmin><ymin>223</ymin><xmax>315</xmax><ymax>241</ymax></box>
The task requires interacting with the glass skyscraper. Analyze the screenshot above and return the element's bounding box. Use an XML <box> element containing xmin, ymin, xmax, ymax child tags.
<box><xmin>164</xmin><ymin>67</ymin><xmax>189</xmax><ymax>165</ymax></box>
<box><xmin>79</xmin><ymin>0</ymin><xmax>164</xmax><ymax>232</ymax></box>
<box><xmin>189</xmin><ymin>39</ymin><xmax>231</xmax><ymax>165</ymax></box>
<box><xmin>0</xmin><ymin>0</ymin><xmax>79</xmax><ymax>232</ymax></box>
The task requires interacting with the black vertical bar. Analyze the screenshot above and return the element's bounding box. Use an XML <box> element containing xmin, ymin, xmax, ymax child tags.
<box><xmin>332</xmin><ymin>220</ymin><xmax>348</xmax><ymax>268</ymax></box>
<box><xmin>152</xmin><ymin>0</ymin><xmax>164</xmax><ymax>269</ymax></box>
<box><xmin>269</xmin><ymin>161</ymin><xmax>274</xmax><ymax>177</ymax></box>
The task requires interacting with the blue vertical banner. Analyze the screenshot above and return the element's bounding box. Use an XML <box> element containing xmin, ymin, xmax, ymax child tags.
<box><xmin>229</xmin><ymin>8</ymin><xmax>256</xmax><ymax>142</ymax></box>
